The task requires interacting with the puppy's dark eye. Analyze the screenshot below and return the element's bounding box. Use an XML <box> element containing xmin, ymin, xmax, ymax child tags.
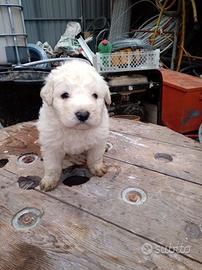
<box><xmin>61</xmin><ymin>92</ymin><xmax>69</xmax><ymax>99</ymax></box>
<box><xmin>92</xmin><ymin>93</ymin><xmax>98</xmax><ymax>99</ymax></box>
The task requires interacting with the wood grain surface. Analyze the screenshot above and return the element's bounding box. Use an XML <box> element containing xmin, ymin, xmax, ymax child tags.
<box><xmin>0</xmin><ymin>119</ymin><xmax>202</xmax><ymax>269</ymax></box>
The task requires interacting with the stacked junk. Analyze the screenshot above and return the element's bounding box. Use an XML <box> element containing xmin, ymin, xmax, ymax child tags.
<box><xmin>0</xmin><ymin>0</ymin><xmax>201</xmax><ymax>140</ymax></box>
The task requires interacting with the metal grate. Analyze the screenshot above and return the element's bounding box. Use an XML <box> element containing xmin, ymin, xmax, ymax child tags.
<box><xmin>93</xmin><ymin>49</ymin><xmax>160</xmax><ymax>73</ymax></box>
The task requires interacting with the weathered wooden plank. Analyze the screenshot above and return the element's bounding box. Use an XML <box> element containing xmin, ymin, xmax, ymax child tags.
<box><xmin>1</xmin><ymin>119</ymin><xmax>201</xmax><ymax>156</ymax></box>
<box><xmin>110</xmin><ymin>118</ymin><xmax>202</xmax><ymax>151</ymax></box>
<box><xmin>1</xmin><ymin>155</ymin><xmax>202</xmax><ymax>263</ymax></box>
<box><xmin>39</xmin><ymin>159</ymin><xmax>202</xmax><ymax>262</ymax></box>
<box><xmin>107</xmin><ymin>131</ymin><xmax>202</xmax><ymax>184</ymax></box>
<box><xmin>0</xmin><ymin>121</ymin><xmax>202</xmax><ymax>264</ymax></box>
<box><xmin>1</xmin><ymin>183</ymin><xmax>201</xmax><ymax>270</ymax></box>
<box><xmin>1</xmin><ymin>122</ymin><xmax>202</xmax><ymax>185</ymax></box>
<box><xmin>0</xmin><ymin>122</ymin><xmax>39</xmax><ymax>156</ymax></box>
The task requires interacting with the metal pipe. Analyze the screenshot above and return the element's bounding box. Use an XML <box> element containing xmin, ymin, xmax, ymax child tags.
<box><xmin>0</xmin><ymin>33</ymin><xmax>27</xmax><ymax>37</ymax></box>
<box><xmin>170</xmin><ymin>0</ymin><xmax>181</xmax><ymax>70</ymax></box>
<box><xmin>19</xmin><ymin>0</ymin><xmax>30</xmax><ymax>62</ymax></box>
<box><xmin>15</xmin><ymin>57</ymin><xmax>90</xmax><ymax>68</ymax></box>
<box><xmin>7</xmin><ymin>0</ymin><xmax>21</xmax><ymax>64</ymax></box>
<box><xmin>24</xmin><ymin>18</ymin><xmax>82</xmax><ymax>21</ymax></box>
<box><xmin>0</xmin><ymin>4</ymin><xmax>22</xmax><ymax>7</ymax></box>
<box><xmin>19</xmin><ymin>0</ymin><xmax>27</xmax><ymax>37</ymax></box>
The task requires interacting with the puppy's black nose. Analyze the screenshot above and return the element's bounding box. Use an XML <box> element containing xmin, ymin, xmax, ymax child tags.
<box><xmin>75</xmin><ymin>111</ymin><xmax>90</xmax><ymax>122</ymax></box>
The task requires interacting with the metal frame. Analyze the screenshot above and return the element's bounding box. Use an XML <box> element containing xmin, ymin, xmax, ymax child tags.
<box><xmin>1</xmin><ymin>1</ymin><xmax>28</xmax><ymax>64</ymax></box>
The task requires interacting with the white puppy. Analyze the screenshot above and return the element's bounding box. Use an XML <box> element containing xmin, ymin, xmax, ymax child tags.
<box><xmin>37</xmin><ymin>60</ymin><xmax>111</xmax><ymax>191</ymax></box>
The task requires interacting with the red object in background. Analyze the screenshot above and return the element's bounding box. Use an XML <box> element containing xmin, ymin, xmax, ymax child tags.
<box><xmin>161</xmin><ymin>69</ymin><xmax>202</xmax><ymax>133</ymax></box>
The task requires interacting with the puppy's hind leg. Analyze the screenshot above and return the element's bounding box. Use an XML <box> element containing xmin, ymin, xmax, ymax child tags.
<box><xmin>68</xmin><ymin>153</ymin><xmax>87</xmax><ymax>166</ymax></box>
<box><xmin>40</xmin><ymin>148</ymin><xmax>65</xmax><ymax>191</ymax></box>
<box><xmin>62</xmin><ymin>153</ymin><xmax>86</xmax><ymax>169</ymax></box>
<box><xmin>87</xmin><ymin>142</ymin><xmax>107</xmax><ymax>177</ymax></box>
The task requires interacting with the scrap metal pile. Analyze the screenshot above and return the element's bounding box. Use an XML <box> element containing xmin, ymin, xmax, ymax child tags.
<box><xmin>0</xmin><ymin>0</ymin><xmax>201</xmax><ymax>126</ymax></box>
<box><xmin>34</xmin><ymin>0</ymin><xmax>200</xmax><ymax>121</ymax></box>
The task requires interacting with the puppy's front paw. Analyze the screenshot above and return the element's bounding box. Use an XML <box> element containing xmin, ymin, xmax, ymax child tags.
<box><xmin>40</xmin><ymin>178</ymin><xmax>58</xmax><ymax>192</ymax></box>
<box><xmin>89</xmin><ymin>162</ymin><xmax>107</xmax><ymax>177</ymax></box>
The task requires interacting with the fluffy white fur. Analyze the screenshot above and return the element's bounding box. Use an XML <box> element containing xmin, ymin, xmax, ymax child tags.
<box><xmin>37</xmin><ymin>60</ymin><xmax>111</xmax><ymax>191</ymax></box>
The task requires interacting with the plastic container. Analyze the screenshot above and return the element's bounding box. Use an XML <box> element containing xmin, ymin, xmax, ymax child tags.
<box><xmin>93</xmin><ymin>49</ymin><xmax>160</xmax><ymax>73</ymax></box>
<box><xmin>162</xmin><ymin>69</ymin><xmax>202</xmax><ymax>133</ymax></box>
<box><xmin>28</xmin><ymin>43</ymin><xmax>49</xmax><ymax>69</ymax></box>
<box><xmin>0</xmin><ymin>69</ymin><xmax>49</xmax><ymax>126</ymax></box>
<box><xmin>0</xmin><ymin>0</ymin><xmax>29</xmax><ymax>64</ymax></box>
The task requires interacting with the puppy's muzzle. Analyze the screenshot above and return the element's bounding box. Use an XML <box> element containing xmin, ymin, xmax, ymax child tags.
<box><xmin>75</xmin><ymin>111</ymin><xmax>90</xmax><ymax>122</ymax></box>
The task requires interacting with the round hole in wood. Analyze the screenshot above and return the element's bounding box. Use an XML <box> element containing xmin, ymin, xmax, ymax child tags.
<box><xmin>122</xmin><ymin>187</ymin><xmax>147</xmax><ymax>205</ymax></box>
<box><xmin>62</xmin><ymin>166</ymin><xmax>91</xmax><ymax>187</ymax></box>
<box><xmin>0</xmin><ymin>158</ymin><xmax>9</xmax><ymax>168</ymax></box>
<box><xmin>127</xmin><ymin>191</ymin><xmax>141</xmax><ymax>202</ymax></box>
<box><xmin>18</xmin><ymin>153</ymin><xmax>38</xmax><ymax>165</ymax></box>
<box><xmin>185</xmin><ymin>222</ymin><xmax>201</xmax><ymax>239</ymax></box>
<box><xmin>11</xmin><ymin>207</ymin><xmax>43</xmax><ymax>230</ymax></box>
<box><xmin>18</xmin><ymin>176</ymin><xmax>41</xmax><ymax>190</ymax></box>
<box><xmin>154</xmin><ymin>153</ymin><xmax>173</xmax><ymax>163</ymax></box>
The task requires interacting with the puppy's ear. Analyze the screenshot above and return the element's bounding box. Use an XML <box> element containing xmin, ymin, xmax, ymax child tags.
<box><xmin>104</xmin><ymin>84</ymin><xmax>111</xmax><ymax>105</ymax></box>
<box><xmin>40</xmin><ymin>75</ymin><xmax>54</xmax><ymax>106</ymax></box>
